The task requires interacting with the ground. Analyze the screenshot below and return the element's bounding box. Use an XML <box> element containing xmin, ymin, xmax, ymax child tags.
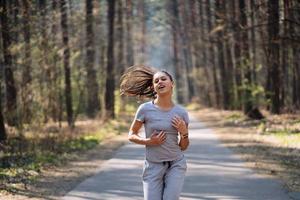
<box><xmin>1</xmin><ymin>107</ymin><xmax>299</xmax><ymax>199</ymax></box>
<box><xmin>0</xmin><ymin>134</ymin><xmax>128</xmax><ymax>200</ymax></box>
<box><xmin>192</xmin><ymin>107</ymin><xmax>300</xmax><ymax>193</ymax></box>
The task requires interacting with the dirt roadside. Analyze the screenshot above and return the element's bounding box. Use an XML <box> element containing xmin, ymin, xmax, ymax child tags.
<box><xmin>0</xmin><ymin>134</ymin><xmax>128</xmax><ymax>200</ymax></box>
<box><xmin>191</xmin><ymin>108</ymin><xmax>300</xmax><ymax>195</ymax></box>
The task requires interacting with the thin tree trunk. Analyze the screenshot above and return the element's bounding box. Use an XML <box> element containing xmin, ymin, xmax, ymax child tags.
<box><xmin>224</xmin><ymin>0</ymin><xmax>234</xmax><ymax>109</ymax></box>
<box><xmin>116</xmin><ymin>0</ymin><xmax>124</xmax><ymax>77</ymax></box>
<box><xmin>86</xmin><ymin>0</ymin><xmax>100</xmax><ymax>118</ymax></box>
<box><xmin>105</xmin><ymin>0</ymin><xmax>116</xmax><ymax>119</ymax></box>
<box><xmin>240</xmin><ymin>0</ymin><xmax>253</xmax><ymax>114</ymax></box>
<box><xmin>125</xmin><ymin>0</ymin><xmax>134</xmax><ymax>66</ymax></box>
<box><xmin>116</xmin><ymin>0</ymin><xmax>126</xmax><ymax>112</ymax></box>
<box><xmin>60</xmin><ymin>0</ymin><xmax>73</xmax><ymax>127</ymax></box>
<box><xmin>21</xmin><ymin>0</ymin><xmax>32</xmax><ymax>123</ymax></box>
<box><xmin>179</xmin><ymin>0</ymin><xmax>194</xmax><ymax>100</ymax></box>
<box><xmin>232</xmin><ymin>0</ymin><xmax>243</xmax><ymax>109</ymax></box>
<box><xmin>215</xmin><ymin>0</ymin><xmax>229</xmax><ymax>109</ymax></box>
<box><xmin>267</xmin><ymin>0</ymin><xmax>280</xmax><ymax>114</ymax></box>
<box><xmin>291</xmin><ymin>0</ymin><xmax>300</xmax><ymax>109</ymax></box>
<box><xmin>0</xmin><ymin>0</ymin><xmax>18</xmax><ymax>126</ymax></box>
<box><xmin>0</xmin><ymin>62</ymin><xmax>7</xmax><ymax>141</ymax></box>
<box><xmin>138</xmin><ymin>0</ymin><xmax>146</xmax><ymax>63</ymax></box>
<box><xmin>197</xmin><ymin>0</ymin><xmax>212</xmax><ymax>106</ymax></box>
<box><xmin>206</xmin><ymin>0</ymin><xmax>220</xmax><ymax>107</ymax></box>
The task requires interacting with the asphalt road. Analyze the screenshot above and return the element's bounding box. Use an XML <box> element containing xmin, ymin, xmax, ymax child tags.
<box><xmin>62</xmin><ymin>114</ymin><xmax>292</xmax><ymax>200</ymax></box>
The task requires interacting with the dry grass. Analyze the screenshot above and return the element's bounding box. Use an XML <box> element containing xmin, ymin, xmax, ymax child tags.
<box><xmin>191</xmin><ymin>107</ymin><xmax>300</xmax><ymax>192</ymax></box>
<box><xmin>0</xmin><ymin>114</ymin><xmax>132</xmax><ymax>199</ymax></box>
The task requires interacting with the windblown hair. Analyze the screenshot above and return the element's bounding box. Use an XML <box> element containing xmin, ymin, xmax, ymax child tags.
<box><xmin>120</xmin><ymin>65</ymin><xmax>158</xmax><ymax>98</ymax></box>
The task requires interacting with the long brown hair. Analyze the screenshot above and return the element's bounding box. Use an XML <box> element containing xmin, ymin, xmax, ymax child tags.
<box><xmin>120</xmin><ymin>65</ymin><xmax>174</xmax><ymax>99</ymax></box>
<box><xmin>120</xmin><ymin>65</ymin><xmax>158</xmax><ymax>98</ymax></box>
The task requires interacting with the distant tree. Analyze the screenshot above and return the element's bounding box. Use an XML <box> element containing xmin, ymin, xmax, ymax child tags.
<box><xmin>0</xmin><ymin>63</ymin><xmax>7</xmax><ymax>141</ymax></box>
<box><xmin>215</xmin><ymin>0</ymin><xmax>229</xmax><ymax>109</ymax></box>
<box><xmin>0</xmin><ymin>0</ymin><xmax>18</xmax><ymax>126</ymax></box>
<box><xmin>125</xmin><ymin>0</ymin><xmax>134</xmax><ymax>66</ymax></box>
<box><xmin>206</xmin><ymin>0</ymin><xmax>220</xmax><ymax>107</ymax></box>
<box><xmin>267</xmin><ymin>0</ymin><xmax>280</xmax><ymax>114</ymax></box>
<box><xmin>105</xmin><ymin>0</ymin><xmax>116</xmax><ymax>119</ymax></box>
<box><xmin>21</xmin><ymin>0</ymin><xmax>32</xmax><ymax>123</ymax></box>
<box><xmin>86</xmin><ymin>0</ymin><xmax>100</xmax><ymax>118</ymax></box>
<box><xmin>60</xmin><ymin>0</ymin><xmax>73</xmax><ymax>126</ymax></box>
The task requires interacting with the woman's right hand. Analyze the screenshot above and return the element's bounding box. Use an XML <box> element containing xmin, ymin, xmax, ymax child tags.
<box><xmin>147</xmin><ymin>130</ymin><xmax>166</xmax><ymax>146</ymax></box>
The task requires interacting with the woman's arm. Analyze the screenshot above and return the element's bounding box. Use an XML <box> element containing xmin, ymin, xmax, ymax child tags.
<box><xmin>172</xmin><ymin>116</ymin><xmax>190</xmax><ymax>151</ymax></box>
<box><xmin>178</xmin><ymin>129</ymin><xmax>189</xmax><ymax>151</ymax></box>
<box><xmin>128</xmin><ymin>120</ymin><xmax>166</xmax><ymax>146</ymax></box>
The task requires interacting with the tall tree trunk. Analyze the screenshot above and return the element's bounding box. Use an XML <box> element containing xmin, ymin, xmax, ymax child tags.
<box><xmin>105</xmin><ymin>0</ymin><xmax>116</xmax><ymax>119</ymax></box>
<box><xmin>196</xmin><ymin>0</ymin><xmax>212</xmax><ymax>106</ymax></box>
<box><xmin>239</xmin><ymin>0</ymin><xmax>253</xmax><ymax>114</ymax></box>
<box><xmin>215</xmin><ymin>0</ymin><xmax>229</xmax><ymax>109</ymax></box>
<box><xmin>138</xmin><ymin>0</ymin><xmax>146</xmax><ymax>63</ymax></box>
<box><xmin>224</xmin><ymin>0</ymin><xmax>234</xmax><ymax>109</ymax></box>
<box><xmin>116</xmin><ymin>0</ymin><xmax>125</xmax><ymax>111</ymax></box>
<box><xmin>267</xmin><ymin>0</ymin><xmax>280</xmax><ymax>114</ymax></box>
<box><xmin>125</xmin><ymin>0</ymin><xmax>134</xmax><ymax>66</ymax></box>
<box><xmin>206</xmin><ymin>0</ymin><xmax>220</xmax><ymax>107</ymax></box>
<box><xmin>51</xmin><ymin>0</ymin><xmax>61</xmax><ymax>124</ymax></box>
<box><xmin>21</xmin><ymin>0</ymin><xmax>32</xmax><ymax>123</ymax></box>
<box><xmin>280</xmin><ymin>0</ymin><xmax>289</xmax><ymax>109</ymax></box>
<box><xmin>170</xmin><ymin>0</ymin><xmax>189</xmax><ymax>104</ymax></box>
<box><xmin>291</xmin><ymin>0</ymin><xmax>300</xmax><ymax>109</ymax></box>
<box><xmin>231</xmin><ymin>0</ymin><xmax>242</xmax><ymax>109</ymax></box>
<box><xmin>250</xmin><ymin>0</ymin><xmax>257</xmax><ymax>88</ymax></box>
<box><xmin>86</xmin><ymin>0</ymin><xmax>100</xmax><ymax>118</ymax></box>
<box><xmin>116</xmin><ymin>0</ymin><xmax>124</xmax><ymax>77</ymax></box>
<box><xmin>60</xmin><ymin>0</ymin><xmax>73</xmax><ymax>127</ymax></box>
<box><xmin>0</xmin><ymin>0</ymin><xmax>18</xmax><ymax>126</ymax></box>
<box><xmin>0</xmin><ymin>62</ymin><xmax>7</xmax><ymax>141</ymax></box>
<box><xmin>179</xmin><ymin>0</ymin><xmax>194</xmax><ymax>100</ymax></box>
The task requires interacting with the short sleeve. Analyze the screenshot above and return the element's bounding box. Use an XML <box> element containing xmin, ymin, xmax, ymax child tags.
<box><xmin>182</xmin><ymin>110</ymin><xmax>189</xmax><ymax>125</ymax></box>
<box><xmin>134</xmin><ymin>103</ymin><xmax>146</xmax><ymax>123</ymax></box>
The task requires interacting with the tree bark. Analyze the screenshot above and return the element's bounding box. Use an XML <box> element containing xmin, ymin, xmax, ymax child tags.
<box><xmin>105</xmin><ymin>0</ymin><xmax>116</xmax><ymax>119</ymax></box>
<box><xmin>60</xmin><ymin>0</ymin><xmax>74</xmax><ymax>126</ymax></box>
<box><xmin>206</xmin><ymin>0</ymin><xmax>220</xmax><ymax>108</ymax></box>
<box><xmin>215</xmin><ymin>0</ymin><xmax>229</xmax><ymax>109</ymax></box>
<box><xmin>0</xmin><ymin>62</ymin><xmax>7</xmax><ymax>141</ymax></box>
<box><xmin>267</xmin><ymin>0</ymin><xmax>280</xmax><ymax>114</ymax></box>
<box><xmin>0</xmin><ymin>0</ymin><xmax>18</xmax><ymax>126</ymax></box>
<box><xmin>125</xmin><ymin>0</ymin><xmax>134</xmax><ymax>66</ymax></box>
<box><xmin>239</xmin><ymin>0</ymin><xmax>253</xmax><ymax>114</ymax></box>
<box><xmin>86</xmin><ymin>0</ymin><xmax>100</xmax><ymax>118</ymax></box>
<box><xmin>21</xmin><ymin>0</ymin><xmax>32</xmax><ymax>123</ymax></box>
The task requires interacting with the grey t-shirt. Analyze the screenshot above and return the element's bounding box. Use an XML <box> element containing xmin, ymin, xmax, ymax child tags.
<box><xmin>133</xmin><ymin>101</ymin><xmax>189</xmax><ymax>162</ymax></box>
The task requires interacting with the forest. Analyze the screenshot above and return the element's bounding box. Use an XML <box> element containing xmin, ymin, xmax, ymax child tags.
<box><xmin>0</xmin><ymin>0</ymin><xmax>300</xmax><ymax>198</ymax></box>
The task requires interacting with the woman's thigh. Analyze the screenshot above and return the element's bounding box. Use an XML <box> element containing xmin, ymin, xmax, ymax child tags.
<box><xmin>142</xmin><ymin>160</ymin><xmax>167</xmax><ymax>200</ymax></box>
<box><xmin>163</xmin><ymin>156</ymin><xmax>187</xmax><ymax>200</ymax></box>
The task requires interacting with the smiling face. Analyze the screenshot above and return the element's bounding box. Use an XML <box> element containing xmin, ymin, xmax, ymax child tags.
<box><xmin>152</xmin><ymin>71</ymin><xmax>174</xmax><ymax>96</ymax></box>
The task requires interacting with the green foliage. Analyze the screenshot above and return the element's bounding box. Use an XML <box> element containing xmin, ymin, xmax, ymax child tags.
<box><xmin>62</xmin><ymin>137</ymin><xmax>99</xmax><ymax>152</ymax></box>
<box><xmin>238</xmin><ymin>80</ymin><xmax>266</xmax><ymax>106</ymax></box>
<box><xmin>225</xmin><ymin>113</ymin><xmax>243</xmax><ymax>121</ymax></box>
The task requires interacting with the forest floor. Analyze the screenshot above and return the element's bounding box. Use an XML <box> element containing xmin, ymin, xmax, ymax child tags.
<box><xmin>0</xmin><ymin>134</ymin><xmax>128</xmax><ymax>200</ymax></box>
<box><xmin>191</xmin><ymin>105</ymin><xmax>300</xmax><ymax>193</ymax></box>
<box><xmin>1</xmin><ymin>106</ymin><xmax>300</xmax><ymax>199</ymax></box>
<box><xmin>0</xmin><ymin>115</ymin><xmax>131</xmax><ymax>200</ymax></box>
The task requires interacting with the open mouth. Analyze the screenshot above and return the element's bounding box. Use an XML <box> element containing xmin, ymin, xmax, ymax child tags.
<box><xmin>158</xmin><ymin>85</ymin><xmax>166</xmax><ymax>89</ymax></box>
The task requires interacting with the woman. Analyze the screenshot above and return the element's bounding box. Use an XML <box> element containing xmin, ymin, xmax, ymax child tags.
<box><xmin>120</xmin><ymin>65</ymin><xmax>190</xmax><ymax>200</ymax></box>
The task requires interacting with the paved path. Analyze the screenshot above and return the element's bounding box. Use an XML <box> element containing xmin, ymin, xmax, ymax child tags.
<box><xmin>62</xmin><ymin>114</ymin><xmax>292</xmax><ymax>200</ymax></box>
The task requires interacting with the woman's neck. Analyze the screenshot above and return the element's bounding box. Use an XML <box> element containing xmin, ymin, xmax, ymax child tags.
<box><xmin>153</xmin><ymin>95</ymin><xmax>174</xmax><ymax>108</ymax></box>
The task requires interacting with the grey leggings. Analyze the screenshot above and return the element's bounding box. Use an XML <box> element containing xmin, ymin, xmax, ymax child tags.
<box><xmin>142</xmin><ymin>155</ymin><xmax>187</xmax><ymax>200</ymax></box>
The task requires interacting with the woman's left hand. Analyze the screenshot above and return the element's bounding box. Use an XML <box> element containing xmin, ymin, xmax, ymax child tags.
<box><xmin>172</xmin><ymin>115</ymin><xmax>187</xmax><ymax>135</ymax></box>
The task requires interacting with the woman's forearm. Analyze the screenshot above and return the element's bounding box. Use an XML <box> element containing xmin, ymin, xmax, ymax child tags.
<box><xmin>179</xmin><ymin>136</ymin><xmax>189</xmax><ymax>151</ymax></box>
<box><xmin>128</xmin><ymin>133</ymin><xmax>151</xmax><ymax>145</ymax></box>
